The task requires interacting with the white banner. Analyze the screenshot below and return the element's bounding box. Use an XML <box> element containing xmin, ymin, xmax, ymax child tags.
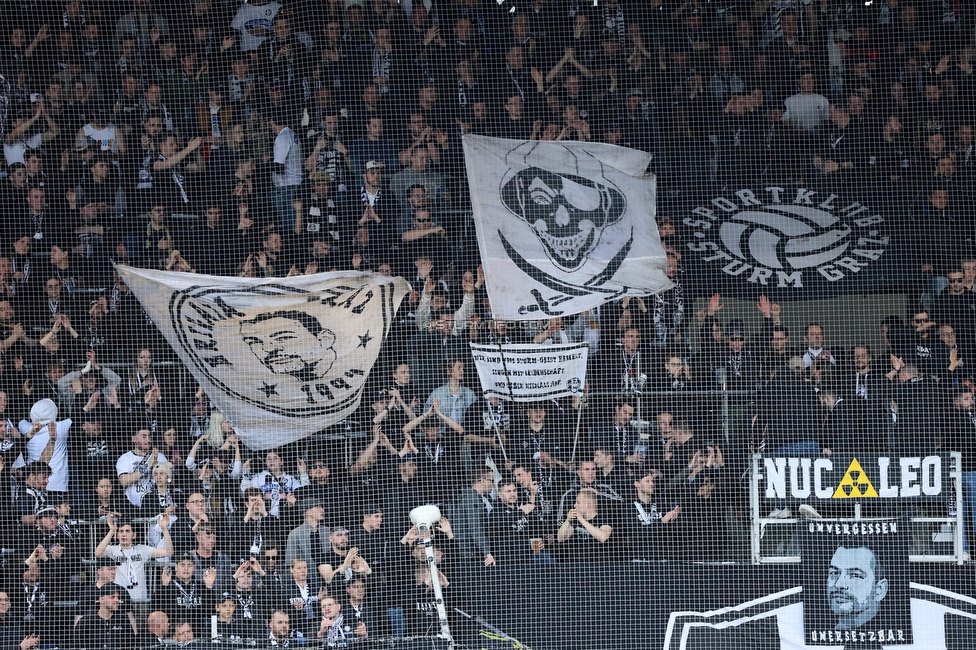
<box><xmin>115</xmin><ymin>266</ymin><xmax>410</xmax><ymax>450</ymax></box>
<box><xmin>470</xmin><ymin>342</ymin><xmax>588</xmax><ymax>402</ymax></box>
<box><xmin>462</xmin><ymin>135</ymin><xmax>673</xmax><ymax>320</ymax></box>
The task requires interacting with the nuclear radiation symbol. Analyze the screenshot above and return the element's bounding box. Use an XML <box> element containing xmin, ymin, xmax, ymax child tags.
<box><xmin>832</xmin><ymin>458</ymin><xmax>879</xmax><ymax>498</ymax></box>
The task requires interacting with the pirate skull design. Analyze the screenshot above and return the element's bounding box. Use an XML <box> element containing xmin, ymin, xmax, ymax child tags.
<box><xmin>500</xmin><ymin>144</ymin><xmax>626</xmax><ymax>273</ymax></box>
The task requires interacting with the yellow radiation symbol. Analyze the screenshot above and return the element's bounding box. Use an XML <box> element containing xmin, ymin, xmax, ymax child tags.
<box><xmin>832</xmin><ymin>458</ymin><xmax>878</xmax><ymax>498</ymax></box>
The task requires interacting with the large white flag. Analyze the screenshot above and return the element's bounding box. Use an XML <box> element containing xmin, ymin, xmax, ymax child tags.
<box><xmin>462</xmin><ymin>135</ymin><xmax>673</xmax><ymax>320</ymax></box>
<box><xmin>116</xmin><ymin>266</ymin><xmax>410</xmax><ymax>450</ymax></box>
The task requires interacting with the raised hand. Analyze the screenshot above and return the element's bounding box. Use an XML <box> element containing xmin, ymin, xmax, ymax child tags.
<box><xmin>757</xmin><ymin>295</ymin><xmax>772</xmax><ymax>318</ymax></box>
<box><xmin>707</xmin><ymin>293</ymin><xmax>724</xmax><ymax>316</ymax></box>
<box><xmin>436</xmin><ymin>516</ymin><xmax>453</xmax><ymax>536</ymax></box>
<box><xmin>84</xmin><ymin>390</ymin><xmax>101</xmax><ymax>411</ymax></box>
<box><xmin>662</xmin><ymin>505</ymin><xmax>681</xmax><ymax>524</ymax></box>
<box><xmin>106</xmin><ymin>384</ymin><xmax>119</xmax><ymax>408</ymax></box>
<box><xmin>415</xmin><ymin>257</ymin><xmax>434</xmax><ymax>279</ymax></box>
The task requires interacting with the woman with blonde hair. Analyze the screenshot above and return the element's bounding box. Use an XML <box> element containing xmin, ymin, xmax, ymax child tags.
<box><xmin>186</xmin><ymin>411</ymin><xmax>243</xmax><ymax>516</ymax></box>
<box><xmin>186</xmin><ymin>410</ymin><xmax>234</xmax><ymax>469</ymax></box>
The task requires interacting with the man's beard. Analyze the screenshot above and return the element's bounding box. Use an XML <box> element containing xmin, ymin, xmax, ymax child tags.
<box><xmin>264</xmin><ymin>355</ymin><xmax>321</xmax><ymax>381</ymax></box>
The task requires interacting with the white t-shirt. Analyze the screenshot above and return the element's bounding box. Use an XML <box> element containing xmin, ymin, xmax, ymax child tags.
<box><xmin>20</xmin><ymin>418</ymin><xmax>72</xmax><ymax>492</ymax></box>
<box><xmin>241</xmin><ymin>470</ymin><xmax>305</xmax><ymax>518</ymax></box>
<box><xmin>82</xmin><ymin>123</ymin><xmax>120</xmax><ymax>153</ymax></box>
<box><xmin>116</xmin><ymin>450</ymin><xmax>169</xmax><ymax>507</ymax></box>
<box><xmin>231</xmin><ymin>1</ymin><xmax>282</xmax><ymax>52</ymax></box>
<box><xmin>782</xmin><ymin>92</ymin><xmax>829</xmax><ymax>133</ymax></box>
<box><xmin>3</xmin><ymin>133</ymin><xmax>42</xmax><ymax>165</ymax></box>
<box><xmin>107</xmin><ymin>543</ymin><xmax>156</xmax><ymax>602</ymax></box>
<box><xmin>273</xmin><ymin>127</ymin><xmax>303</xmax><ymax>187</ymax></box>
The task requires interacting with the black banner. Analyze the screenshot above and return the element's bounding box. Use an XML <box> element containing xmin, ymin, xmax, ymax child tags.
<box><xmin>453</xmin><ymin>562</ymin><xmax>976</xmax><ymax>650</ymax></box>
<box><xmin>802</xmin><ymin>521</ymin><xmax>912</xmax><ymax>646</ymax></box>
<box><xmin>680</xmin><ymin>184</ymin><xmax>917</xmax><ymax>300</ymax></box>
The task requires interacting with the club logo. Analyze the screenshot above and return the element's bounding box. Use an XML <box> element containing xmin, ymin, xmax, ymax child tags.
<box><xmin>684</xmin><ymin>187</ymin><xmax>888</xmax><ymax>288</ymax></box>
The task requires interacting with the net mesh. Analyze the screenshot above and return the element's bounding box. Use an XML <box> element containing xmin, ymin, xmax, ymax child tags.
<box><xmin>0</xmin><ymin>0</ymin><xmax>973</xmax><ymax>648</ymax></box>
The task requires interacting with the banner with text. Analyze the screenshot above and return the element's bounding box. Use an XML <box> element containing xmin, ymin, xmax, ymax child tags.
<box><xmin>801</xmin><ymin>519</ymin><xmax>912</xmax><ymax>646</ymax></box>
<box><xmin>470</xmin><ymin>342</ymin><xmax>588</xmax><ymax>402</ymax></box>
<box><xmin>116</xmin><ymin>266</ymin><xmax>410</xmax><ymax>450</ymax></box>
<box><xmin>761</xmin><ymin>453</ymin><xmax>954</xmax><ymax>505</ymax></box>
<box><xmin>453</xmin><ymin>563</ymin><xmax>976</xmax><ymax>650</ymax></box>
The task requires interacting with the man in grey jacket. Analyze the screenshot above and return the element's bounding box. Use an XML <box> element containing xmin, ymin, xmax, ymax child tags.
<box><xmin>284</xmin><ymin>499</ymin><xmax>331</xmax><ymax>583</ymax></box>
<box><xmin>448</xmin><ymin>469</ymin><xmax>496</xmax><ymax>566</ymax></box>
<box><xmin>57</xmin><ymin>352</ymin><xmax>122</xmax><ymax>417</ymax></box>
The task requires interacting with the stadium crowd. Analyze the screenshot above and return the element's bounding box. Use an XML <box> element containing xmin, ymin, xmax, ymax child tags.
<box><xmin>0</xmin><ymin>0</ymin><xmax>974</xmax><ymax>647</ymax></box>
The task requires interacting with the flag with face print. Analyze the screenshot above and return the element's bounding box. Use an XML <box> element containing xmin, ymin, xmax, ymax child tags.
<box><xmin>116</xmin><ymin>265</ymin><xmax>410</xmax><ymax>449</ymax></box>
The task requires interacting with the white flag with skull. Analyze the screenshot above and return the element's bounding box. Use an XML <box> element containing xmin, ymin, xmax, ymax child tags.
<box><xmin>115</xmin><ymin>266</ymin><xmax>410</xmax><ymax>450</ymax></box>
<box><xmin>462</xmin><ymin>135</ymin><xmax>673</xmax><ymax>320</ymax></box>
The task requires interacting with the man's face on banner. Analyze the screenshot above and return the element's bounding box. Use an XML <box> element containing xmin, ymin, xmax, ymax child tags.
<box><xmin>827</xmin><ymin>546</ymin><xmax>888</xmax><ymax>629</ymax></box>
<box><xmin>240</xmin><ymin>313</ymin><xmax>337</xmax><ymax>382</ymax></box>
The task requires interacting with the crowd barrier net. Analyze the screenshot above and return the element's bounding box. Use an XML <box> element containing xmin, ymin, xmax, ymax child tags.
<box><xmin>0</xmin><ymin>0</ymin><xmax>974</xmax><ymax>648</ymax></box>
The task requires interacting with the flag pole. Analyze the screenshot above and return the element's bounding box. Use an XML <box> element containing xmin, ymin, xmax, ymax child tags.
<box><xmin>490</xmin><ymin>337</ymin><xmax>516</xmax><ymax>464</ymax></box>
<box><xmin>569</xmin><ymin>395</ymin><xmax>584</xmax><ymax>465</ymax></box>
<box><xmin>483</xmin><ymin>395</ymin><xmax>510</xmax><ymax>465</ymax></box>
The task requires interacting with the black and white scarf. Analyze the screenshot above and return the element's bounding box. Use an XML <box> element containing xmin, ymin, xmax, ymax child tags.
<box><xmin>602</xmin><ymin>2</ymin><xmax>626</xmax><ymax>46</ymax></box>
<box><xmin>654</xmin><ymin>279</ymin><xmax>684</xmax><ymax>343</ymax></box>
<box><xmin>360</xmin><ymin>185</ymin><xmax>380</xmax><ymax>207</ymax></box>
<box><xmin>371</xmin><ymin>47</ymin><xmax>391</xmax><ymax>94</ymax></box>
<box><xmin>322</xmin><ymin>614</ymin><xmax>351</xmax><ymax>646</ymax></box>
<box><xmin>173</xmin><ymin>579</ymin><xmax>198</xmax><ymax>608</ymax></box>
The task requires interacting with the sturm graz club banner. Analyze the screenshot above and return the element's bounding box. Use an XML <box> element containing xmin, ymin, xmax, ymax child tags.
<box><xmin>116</xmin><ymin>266</ymin><xmax>410</xmax><ymax>450</ymax></box>
<box><xmin>681</xmin><ymin>185</ymin><xmax>914</xmax><ymax>299</ymax></box>
<box><xmin>462</xmin><ymin>134</ymin><xmax>673</xmax><ymax>320</ymax></box>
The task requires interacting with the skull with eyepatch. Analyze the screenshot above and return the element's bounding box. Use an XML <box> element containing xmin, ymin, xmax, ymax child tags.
<box><xmin>500</xmin><ymin>145</ymin><xmax>626</xmax><ymax>273</ymax></box>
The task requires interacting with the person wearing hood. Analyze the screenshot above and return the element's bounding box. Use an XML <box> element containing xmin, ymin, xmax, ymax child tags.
<box><xmin>19</xmin><ymin>398</ymin><xmax>72</xmax><ymax>495</ymax></box>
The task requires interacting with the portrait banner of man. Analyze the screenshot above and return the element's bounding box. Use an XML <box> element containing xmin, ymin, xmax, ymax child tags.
<box><xmin>801</xmin><ymin>520</ymin><xmax>912</xmax><ymax>647</ymax></box>
<box><xmin>116</xmin><ymin>266</ymin><xmax>410</xmax><ymax>449</ymax></box>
